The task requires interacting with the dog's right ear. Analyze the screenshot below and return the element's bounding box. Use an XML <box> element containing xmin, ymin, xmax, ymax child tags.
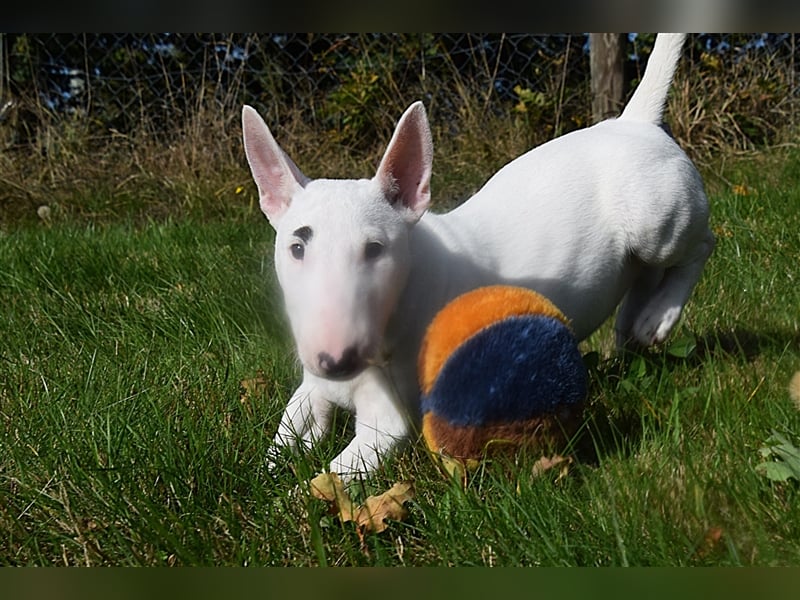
<box><xmin>242</xmin><ymin>105</ymin><xmax>309</xmax><ymax>227</ymax></box>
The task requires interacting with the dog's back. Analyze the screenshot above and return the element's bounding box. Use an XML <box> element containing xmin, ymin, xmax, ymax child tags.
<box><xmin>406</xmin><ymin>115</ymin><xmax>703</xmax><ymax>342</ymax></box>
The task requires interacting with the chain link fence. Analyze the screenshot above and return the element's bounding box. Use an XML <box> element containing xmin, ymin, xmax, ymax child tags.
<box><xmin>0</xmin><ymin>33</ymin><xmax>798</xmax><ymax>153</ymax></box>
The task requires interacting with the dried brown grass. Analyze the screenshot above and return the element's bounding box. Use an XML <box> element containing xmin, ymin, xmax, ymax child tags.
<box><xmin>667</xmin><ymin>40</ymin><xmax>799</xmax><ymax>165</ymax></box>
<box><xmin>1</xmin><ymin>37</ymin><xmax>797</xmax><ymax>228</ymax></box>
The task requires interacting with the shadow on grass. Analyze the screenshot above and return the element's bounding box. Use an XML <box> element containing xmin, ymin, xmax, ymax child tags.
<box><xmin>573</xmin><ymin>326</ymin><xmax>800</xmax><ymax>466</ymax></box>
<box><xmin>694</xmin><ymin>327</ymin><xmax>800</xmax><ymax>362</ymax></box>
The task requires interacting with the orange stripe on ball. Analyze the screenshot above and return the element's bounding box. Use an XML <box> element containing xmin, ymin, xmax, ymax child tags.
<box><xmin>418</xmin><ymin>286</ymin><xmax>570</xmax><ymax>394</ymax></box>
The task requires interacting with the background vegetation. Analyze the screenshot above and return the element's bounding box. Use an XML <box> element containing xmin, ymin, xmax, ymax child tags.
<box><xmin>1</xmin><ymin>33</ymin><xmax>797</xmax><ymax>226</ymax></box>
<box><xmin>0</xmin><ymin>33</ymin><xmax>799</xmax><ymax>566</ymax></box>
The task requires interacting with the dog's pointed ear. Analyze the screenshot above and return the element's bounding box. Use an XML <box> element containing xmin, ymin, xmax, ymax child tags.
<box><xmin>242</xmin><ymin>105</ymin><xmax>309</xmax><ymax>227</ymax></box>
<box><xmin>375</xmin><ymin>101</ymin><xmax>433</xmax><ymax>223</ymax></box>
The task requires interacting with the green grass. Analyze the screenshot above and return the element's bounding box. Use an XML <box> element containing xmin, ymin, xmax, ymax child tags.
<box><xmin>1</xmin><ymin>147</ymin><xmax>800</xmax><ymax>566</ymax></box>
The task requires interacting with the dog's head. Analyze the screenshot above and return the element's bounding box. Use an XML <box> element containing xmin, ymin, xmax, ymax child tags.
<box><xmin>242</xmin><ymin>102</ymin><xmax>433</xmax><ymax>380</ymax></box>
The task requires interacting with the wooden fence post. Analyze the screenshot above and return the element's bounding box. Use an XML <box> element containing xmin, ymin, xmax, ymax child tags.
<box><xmin>590</xmin><ymin>33</ymin><xmax>626</xmax><ymax>124</ymax></box>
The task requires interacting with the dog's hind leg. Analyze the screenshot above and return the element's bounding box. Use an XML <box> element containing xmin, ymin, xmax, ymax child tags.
<box><xmin>627</xmin><ymin>229</ymin><xmax>716</xmax><ymax>347</ymax></box>
<box><xmin>615</xmin><ymin>266</ymin><xmax>664</xmax><ymax>349</ymax></box>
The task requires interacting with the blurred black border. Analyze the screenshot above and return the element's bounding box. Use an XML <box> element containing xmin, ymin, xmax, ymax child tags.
<box><xmin>3</xmin><ymin>1</ymin><xmax>800</xmax><ymax>32</ymax></box>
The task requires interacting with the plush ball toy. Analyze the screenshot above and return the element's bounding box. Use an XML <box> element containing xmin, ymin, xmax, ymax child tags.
<box><xmin>419</xmin><ymin>285</ymin><xmax>587</xmax><ymax>463</ymax></box>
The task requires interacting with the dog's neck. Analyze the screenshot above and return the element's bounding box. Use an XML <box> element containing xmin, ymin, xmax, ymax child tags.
<box><xmin>383</xmin><ymin>212</ymin><xmax>492</xmax><ymax>358</ymax></box>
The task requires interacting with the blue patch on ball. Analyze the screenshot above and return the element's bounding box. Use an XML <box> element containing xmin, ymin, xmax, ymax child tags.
<box><xmin>422</xmin><ymin>315</ymin><xmax>587</xmax><ymax>426</ymax></box>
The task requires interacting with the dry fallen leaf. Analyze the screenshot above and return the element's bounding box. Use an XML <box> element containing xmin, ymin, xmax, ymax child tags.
<box><xmin>309</xmin><ymin>472</ymin><xmax>356</xmax><ymax>521</ymax></box>
<box><xmin>435</xmin><ymin>453</ymin><xmax>481</xmax><ymax>488</ymax></box>
<box><xmin>354</xmin><ymin>482</ymin><xmax>414</xmax><ymax>534</ymax></box>
<box><xmin>790</xmin><ymin>371</ymin><xmax>800</xmax><ymax>411</ymax></box>
<box><xmin>439</xmin><ymin>454</ymin><xmax>466</xmax><ymax>484</ymax></box>
<box><xmin>239</xmin><ymin>372</ymin><xmax>269</xmax><ymax>404</ymax></box>
<box><xmin>693</xmin><ymin>526</ymin><xmax>724</xmax><ymax>561</ymax></box>
<box><xmin>531</xmin><ymin>454</ymin><xmax>573</xmax><ymax>481</ymax></box>
<box><xmin>309</xmin><ymin>473</ymin><xmax>414</xmax><ymax>535</ymax></box>
<box><xmin>239</xmin><ymin>372</ymin><xmax>270</xmax><ymax>417</ymax></box>
<box><xmin>308</xmin><ymin>471</ymin><xmax>340</xmax><ymax>501</ymax></box>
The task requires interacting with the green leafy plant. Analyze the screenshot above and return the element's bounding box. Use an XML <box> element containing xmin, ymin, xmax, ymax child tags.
<box><xmin>756</xmin><ymin>431</ymin><xmax>800</xmax><ymax>482</ymax></box>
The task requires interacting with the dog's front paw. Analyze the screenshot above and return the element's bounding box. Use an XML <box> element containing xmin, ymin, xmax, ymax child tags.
<box><xmin>330</xmin><ymin>445</ymin><xmax>381</xmax><ymax>482</ymax></box>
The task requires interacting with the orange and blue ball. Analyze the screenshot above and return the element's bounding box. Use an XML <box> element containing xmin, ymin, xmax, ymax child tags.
<box><xmin>418</xmin><ymin>285</ymin><xmax>587</xmax><ymax>462</ymax></box>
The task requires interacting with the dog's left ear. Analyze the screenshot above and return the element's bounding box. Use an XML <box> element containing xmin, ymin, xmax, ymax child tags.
<box><xmin>375</xmin><ymin>101</ymin><xmax>433</xmax><ymax>223</ymax></box>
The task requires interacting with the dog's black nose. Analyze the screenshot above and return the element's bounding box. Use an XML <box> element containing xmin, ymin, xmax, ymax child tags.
<box><xmin>317</xmin><ymin>346</ymin><xmax>362</xmax><ymax>379</ymax></box>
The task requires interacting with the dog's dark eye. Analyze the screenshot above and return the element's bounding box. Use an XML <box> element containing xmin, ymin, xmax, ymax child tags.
<box><xmin>290</xmin><ymin>243</ymin><xmax>305</xmax><ymax>260</ymax></box>
<box><xmin>364</xmin><ymin>241</ymin><xmax>384</xmax><ymax>261</ymax></box>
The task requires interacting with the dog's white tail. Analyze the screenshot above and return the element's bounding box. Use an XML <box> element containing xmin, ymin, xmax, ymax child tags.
<box><xmin>619</xmin><ymin>33</ymin><xmax>687</xmax><ymax>124</ymax></box>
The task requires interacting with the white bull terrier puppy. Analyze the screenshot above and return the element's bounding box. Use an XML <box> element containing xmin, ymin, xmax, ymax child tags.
<box><xmin>241</xmin><ymin>33</ymin><xmax>714</xmax><ymax>477</ymax></box>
